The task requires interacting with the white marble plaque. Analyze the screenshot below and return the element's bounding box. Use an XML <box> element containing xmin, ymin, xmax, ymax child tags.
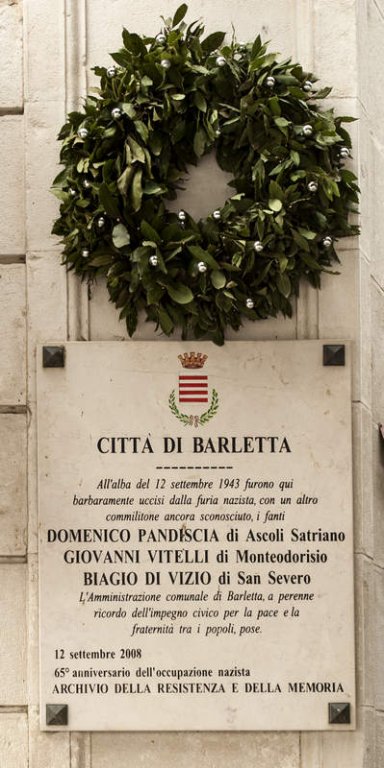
<box><xmin>37</xmin><ymin>341</ymin><xmax>355</xmax><ymax>731</ymax></box>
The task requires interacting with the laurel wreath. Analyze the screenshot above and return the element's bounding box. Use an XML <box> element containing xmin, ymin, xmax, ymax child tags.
<box><xmin>51</xmin><ymin>4</ymin><xmax>359</xmax><ymax>345</ymax></box>
<box><xmin>169</xmin><ymin>388</ymin><xmax>219</xmax><ymax>426</ymax></box>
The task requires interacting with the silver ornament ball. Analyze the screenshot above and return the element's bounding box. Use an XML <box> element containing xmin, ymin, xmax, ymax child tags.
<box><xmin>303</xmin><ymin>80</ymin><xmax>313</xmax><ymax>91</ymax></box>
<box><xmin>156</xmin><ymin>33</ymin><xmax>166</xmax><ymax>44</ymax></box>
<box><xmin>246</xmin><ymin>298</ymin><xmax>254</xmax><ymax>309</ymax></box>
<box><xmin>107</xmin><ymin>66</ymin><xmax>117</xmax><ymax>78</ymax></box>
<box><xmin>307</xmin><ymin>181</ymin><xmax>318</xmax><ymax>193</ymax></box>
<box><xmin>198</xmin><ymin>261</ymin><xmax>207</xmax><ymax>273</ymax></box>
<box><xmin>149</xmin><ymin>254</ymin><xmax>158</xmax><ymax>266</ymax></box>
<box><xmin>323</xmin><ymin>236</ymin><xmax>333</xmax><ymax>249</ymax></box>
<box><xmin>212</xmin><ymin>209</ymin><xmax>221</xmax><ymax>221</ymax></box>
<box><xmin>253</xmin><ymin>240</ymin><xmax>264</xmax><ymax>253</ymax></box>
<box><xmin>81</xmin><ymin>248</ymin><xmax>90</xmax><ymax>258</ymax></box>
<box><xmin>340</xmin><ymin>146</ymin><xmax>350</xmax><ymax>159</ymax></box>
<box><xmin>266</xmin><ymin>76</ymin><xmax>275</xmax><ymax>87</ymax></box>
<box><xmin>78</xmin><ymin>127</ymin><xmax>89</xmax><ymax>139</ymax></box>
<box><xmin>216</xmin><ymin>56</ymin><xmax>226</xmax><ymax>67</ymax></box>
<box><xmin>160</xmin><ymin>59</ymin><xmax>171</xmax><ymax>69</ymax></box>
<box><xmin>178</xmin><ymin>210</ymin><xmax>187</xmax><ymax>222</ymax></box>
<box><xmin>82</xmin><ymin>179</ymin><xmax>91</xmax><ymax>189</ymax></box>
<box><xmin>111</xmin><ymin>107</ymin><xmax>122</xmax><ymax>120</ymax></box>
<box><xmin>303</xmin><ymin>124</ymin><xmax>313</xmax><ymax>137</ymax></box>
<box><xmin>97</xmin><ymin>216</ymin><xmax>106</xmax><ymax>229</ymax></box>
<box><xmin>69</xmin><ymin>188</ymin><xmax>76</xmax><ymax>197</ymax></box>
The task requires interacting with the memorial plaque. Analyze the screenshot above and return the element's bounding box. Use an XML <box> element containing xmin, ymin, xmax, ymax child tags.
<box><xmin>37</xmin><ymin>341</ymin><xmax>355</xmax><ymax>731</ymax></box>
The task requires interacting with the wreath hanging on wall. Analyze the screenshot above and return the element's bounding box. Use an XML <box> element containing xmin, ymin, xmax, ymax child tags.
<box><xmin>51</xmin><ymin>4</ymin><xmax>359</xmax><ymax>345</ymax></box>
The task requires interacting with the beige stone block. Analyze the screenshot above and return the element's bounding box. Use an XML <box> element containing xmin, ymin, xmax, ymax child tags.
<box><xmin>92</xmin><ymin>732</ymin><xmax>299</xmax><ymax>768</ymax></box>
<box><xmin>357</xmin><ymin>108</ymin><xmax>372</xmax><ymax>262</ymax></box>
<box><xmin>0</xmin><ymin>414</ymin><xmax>27</xmax><ymax>556</ymax></box>
<box><xmin>0</xmin><ymin>265</ymin><xmax>26</xmax><ymax>405</ymax></box>
<box><xmin>318</xmin><ymin>250</ymin><xmax>357</xmax><ymax>340</ymax></box>
<box><xmin>371</xmin><ymin>279</ymin><xmax>384</xmax><ymax>424</ymax></box>
<box><xmin>322</xmin><ymin>708</ymin><xmax>372</xmax><ymax>767</ymax></box>
<box><xmin>29</xmin><ymin>706</ymin><xmax>70</xmax><ymax>768</ymax></box>
<box><xmin>0</xmin><ymin>2</ymin><xmax>23</xmax><ymax>109</ymax></box>
<box><xmin>358</xmin><ymin>0</ymin><xmax>384</xmax><ymax>129</ymax></box>
<box><xmin>354</xmin><ymin>555</ymin><xmax>375</xmax><ymax>708</ymax></box>
<box><xmin>372</xmin><ymin>426</ymin><xmax>384</xmax><ymax>570</ymax></box>
<box><xmin>24</xmin><ymin>0</ymin><xmax>66</xmax><ymax>104</ymax></box>
<box><xmin>26</xmin><ymin>102</ymin><xmax>66</xmax><ymax>252</ymax></box>
<box><xmin>0</xmin><ymin>713</ymin><xmax>28</xmax><ymax>768</ymax></box>
<box><xmin>26</xmin><ymin>252</ymin><xmax>67</xmax><ymax>555</ymax></box>
<box><xmin>376</xmin><ymin>711</ymin><xmax>384</xmax><ymax>768</ymax></box>
<box><xmin>374</xmin><ymin>566</ymin><xmax>384</xmax><ymax>711</ymax></box>
<box><xmin>0</xmin><ymin>117</ymin><xmax>25</xmax><ymax>254</ymax></box>
<box><xmin>352</xmin><ymin>404</ymin><xmax>373</xmax><ymax>559</ymax></box>
<box><xmin>26</xmin><ymin>555</ymin><xmax>39</xmax><ymax>706</ymax></box>
<box><xmin>87</xmin><ymin>0</ymin><xmax>296</xmax><ymax>81</ymax></box>
<box><xmin>355</xmin><ymin>256</ymin><xmax>372</xmax><ymax>409</ymax></box>
<box><xmin>313</xmin><ymin>0</ymin><xmax>357</xmax><ymax>97</ymax></box>
<box><xmin>301</xmin><ymin>709</ymin><xmax>373</xmax><ymax>768</ymax></box>
<box><xmin>0</xmin><ymin>564</ymin><xmax>26</xmax><ymax>704</ymax></box>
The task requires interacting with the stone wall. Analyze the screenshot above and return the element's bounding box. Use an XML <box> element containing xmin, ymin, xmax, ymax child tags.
<box><xmin>0</xmin><ymin>0</ymin><xmax>381</xmax><ymax>765</ymax></box>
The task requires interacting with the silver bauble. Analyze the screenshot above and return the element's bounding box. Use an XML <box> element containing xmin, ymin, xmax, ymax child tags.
<box><xmin>303</xmin><ymin>80</ymin><xmax>313</xmax><ymax>91</ymax></box>
<box><xmin>340</xmin><ymin>146</ymin><xmax>350</xmax><ymax>159</ymax></box>
<box><xmin>82</xmin><ymin>179</ymin><xmax>91</xmax><ymax>189</ymax></box>
<box><xmin>307</xmin><ymin>181</ymin><xmax>318</xmax><ymax>193</ymax></box>
<box><xmin>97</xmin><ymin>216</ymin><xmax>106</xmax><ymax>228</ymax></box>
<box><xmin>322</xmin><ymin>236</ymin><xmax>333</xmax><ymax>249</ymax></box>
<box><xmin>303</xmin><ymin>124</ymin><xmax>313</xmax><ymax>136</ymax></box>
<box><xmin>178</xmin><ymin>210</ymin><xmax>187</xmax><ymax>222</ymax></box>
<box><xmin>160</xmin><ymin>59</ymin><xmax>171</xmax><ymax>69</ymax></box>
<box><xmin>81</xmin><ymin>249</ymin><xmax>90</xmax><ymax>258</ymax></box>
<box><xmin>253</xmin><ymin>240</ymin><xmax>264</xmax><ymax>253</ymax></box>
<box><xmin>107</xmin><ymin>66</ymin><xmax>117</xmax><ymax>78</ymax></box>
<box><xmin>78</xmin><ymin>127</ymin><xmax>88</xmax><ymax>139</ymax></box>
<box><xmin>266</xmin><ymin>76</ymin><xmax>275</xmax><ymax>87</ymax></box>
<box><xmin>111</xmin><ymin>107</ymin><xmax>122</xmax><ymax>119</ymax></box>
<box><xmin>246</xmin><ymin>298</ymin><xmax>254</xmax><ymax>309</ymax></box>
<box><xmin>149</xmin><ymin>254</ymin><xmax>158</xmax><ymax>266</ymax></box>
<box><xmin>69</xmin><ymin>188</ymin><xmax>76</xmax><ymax>197</ymax></box>
<box><xmin>216</xmin><ymin>56</ymin><xmax>226</xmax><ymax>67</ymax></box>
<box><xmin>212</xmin><ymin>210</ymin><xmax>221</xmax><ymax>220</ymax></box>
<box><xmin>156</xmin><ymin>33</ymin><xmax>166</xmax><ymax>44</ymax></box>
<box><xmin>198</xmin><ymin>261</ymin><xmax>207</xmax><ymax>273</ymax></box>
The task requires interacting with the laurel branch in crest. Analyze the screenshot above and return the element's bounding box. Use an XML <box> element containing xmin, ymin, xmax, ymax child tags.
<box><xmin>168</xmin><ymin>388</ymin><xmax>219</xmax><ymax>426</ymax></box>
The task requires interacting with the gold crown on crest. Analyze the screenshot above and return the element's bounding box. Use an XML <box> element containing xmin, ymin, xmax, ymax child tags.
<box><xmin>178</xmin><ymin>352</ymin><xmax>208</xmax><ymax>369</ymax></box>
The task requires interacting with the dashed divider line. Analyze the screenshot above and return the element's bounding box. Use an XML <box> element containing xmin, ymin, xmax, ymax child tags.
<box><xmin>156</xmin><ymin>466</ymin><xmax>234</xmax><ymax>470</ymax></box>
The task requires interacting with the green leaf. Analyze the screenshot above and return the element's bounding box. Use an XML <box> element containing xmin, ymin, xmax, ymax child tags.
<box><xmin>122</xmin><ymin>103</ymin><xmax>137</xmax><ymax>119</ymax></box>
<box><xmin>173</xmin><ymin>3</ymin><xmax>188</xmax><ymax>26</ymax></box>
<box><xmin>117</xmin><ymin>167</ymin><xmax>134</xmax><ymax>195</ymax></box>
<box><xmin>112</xmin><ymin>223</ymin><xmax>130</xmax><ymax>248</ymax></box>
<box><xmin>194</xmin><ymin>92</ymin><xmax>207</xmax><ymax>112</ymax></box>
<box><xmin>187</xmin><ymin>245</ymin><xmax>219</xmax><ymax>269</ymax></box>
<box><xmin>99</xmin><ymin>183</ymin><xmax>120</xmax><ymax>218</ymax></box>
<box><xmin>277</xmin><ymin>273</ymin><xmax>291</xmax><ymax>298</ymax></box>
<box><xmin>171</xmin><ymin>93</ymin><xmax>186</xmax><ymax>101</ymax></box>
<box><xmin>211</xmin><ymin>270</ymin><xmax>226</xmax><ymax>289</ymax></box>
<box><xmin>166</xmin><ymin>283</ymin><xmax>194</xmax><ymax>304</ymax></box>
<box><xmin>131</xmin><ymin>168</ymin><xmax>143</xmax><ymax>212</ymax></box>
<box><xmin>140</xmin><ymin>220</ymin><xmax>162</xmax><ymax>245</ymax></box>
<box><xmin>202</xmin><ymin>31</ymin><xmax>226</xmax><ymax>53</ymax></box>
<box><xmin>89</xmin><ymin>254</ymin><xmax>112</xmax><ymax>267</ymax></box>
<box><xmin>193</xmin><ymin>129</ymin><xmax>206</xmax><ymax>157</ymax></box>
<box><xmin>268</xmin><ymin>198</ymin><xmax>283</xmax><ymax>212</ymax></box>
<box><xmin>298</xmin><ymin>227</ymin><xmax>317</xmax><ymax>240</ymax></box>
<box><xmin>158</xmin><ymin>307</ymin><xmax>174</xmax><ymax>335</ymax></box>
